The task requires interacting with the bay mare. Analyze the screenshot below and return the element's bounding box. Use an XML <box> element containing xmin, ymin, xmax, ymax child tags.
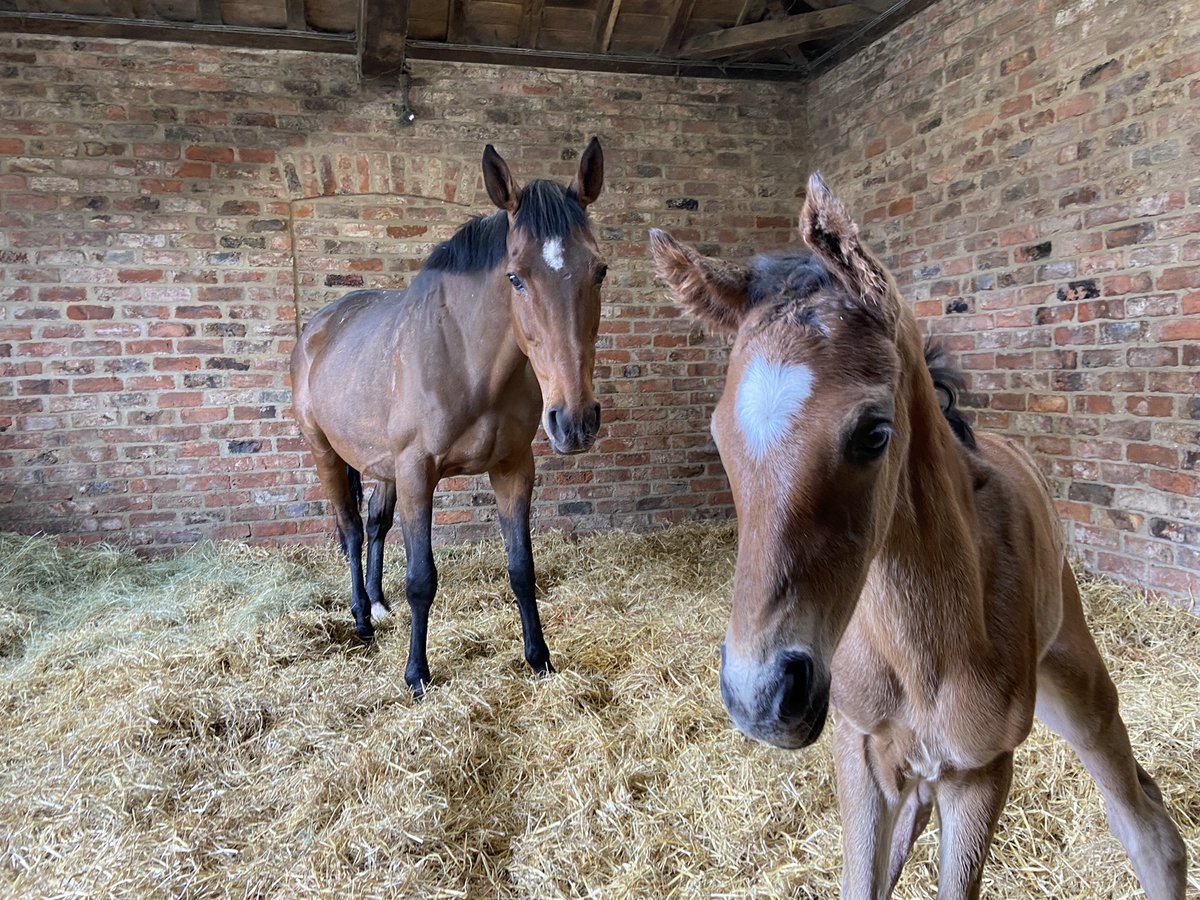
<box><xmin>291</xmin><ymin>140</ymin><xmax>606</xmax><ymax>693</ymax></box>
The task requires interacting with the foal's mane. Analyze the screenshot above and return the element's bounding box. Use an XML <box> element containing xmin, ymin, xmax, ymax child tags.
<box><xmin>924</xmin><ymin>339</ymin><xmax>977</xmax><ymax>450</ymax></box>
<box><xmin>424</xmin><ymin>180</ymin><xmax>589</xmax><ymax>275</ymax></box>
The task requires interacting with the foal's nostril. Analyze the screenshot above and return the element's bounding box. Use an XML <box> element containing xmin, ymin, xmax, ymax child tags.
<box><xmin>776</xmin><ymin>650</ymin><xmax>814</xmax><ymax>723</ymax></box>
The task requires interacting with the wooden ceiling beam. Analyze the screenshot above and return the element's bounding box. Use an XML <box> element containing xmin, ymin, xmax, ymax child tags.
<box><xmin>658</xmin><ymin>0</ymin><xmax>701</xmax><ymax>54</ymax></box>
<box><xmin>286</xmin><ymin>0</ymin><xmax>307</xmax><ymax>32</ymax></box>
<box><xmin>591</xmin><ymin>0</ymin><xmax>621</xmax><ymax>53</ymax></box>
<box><xmin>358</xmin><ymin>0</ymin><xmax>412</xmax><ymax>78</ymax></box>
<box><xmin>518</xmin><ymin>0</ymin><xmax>546</xmax><ymax>47</ymax></box>
<box><xmin>0</xmin><ymin>10</ymin><xmax>354</xmax><ymax>53</ymax></box>
<box><xmin>446</xmin><ymin>0</ymin><xmax>467</xmax><ymax>43</ymax></box>
<box><xmin>679</xmin><ymin>4</ymin><xmax>870</xmax><ymax>59</ymax></box>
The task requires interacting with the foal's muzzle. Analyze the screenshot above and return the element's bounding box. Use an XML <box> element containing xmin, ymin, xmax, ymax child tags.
<box><xmin>720</xmin><ymin>643</ymin><xmax>830</xmax><ymax>749</ymax></box>
<box><xmin>545</xmin><ymin>402</ymin><xmax>601</xmax><ymax>454</ymax></box>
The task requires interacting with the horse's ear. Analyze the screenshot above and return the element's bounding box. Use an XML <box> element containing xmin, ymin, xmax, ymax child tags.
<box><xmin>571</xmin><ymin>137</ymin><xmax>604</xmax><ymax>208</ymax></box>
<box><xmin>799</xmin><ymin>172</ymin><xmax>888</xmax><ymax>304</ymax></box>
<box><xmin>649</xmin><ymin>228</ymin><xmax>752</xmax><ymax>333</ymax></box>
<box><xmin>482</xmin><ymin>144</ymin><xmax>521</xmax><ymax>214</ymax></box>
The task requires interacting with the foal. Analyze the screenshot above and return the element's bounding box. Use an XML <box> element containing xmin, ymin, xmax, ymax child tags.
<box><xmin>650</xmin><ymin>174</ymin><xmax>1186</xmax><ymax>898</ymax></box>
<box><xmin>292</xmin><ymin>140</ymin><xmax>607</xmax><ymax>692</ymax></box>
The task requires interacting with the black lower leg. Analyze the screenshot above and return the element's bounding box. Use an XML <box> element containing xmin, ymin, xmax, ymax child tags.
<box><xmin>341</xmin><ymin>515</ymin><xmax>371</xmax><ymax>641</ymax></box>
<box><xmin>501</xmin><ymin>512</ymin><xmax>552</xmax><ymax>675</ymax></box>
<box><xmin>401</xmin><ymin>508</ymin><xmax>437</xmax><ymax>693</ymax></box>
<box><xmin>365</xmin><ymin>482</ymin><xmax>396</xmax><ymax>612</ymax></box>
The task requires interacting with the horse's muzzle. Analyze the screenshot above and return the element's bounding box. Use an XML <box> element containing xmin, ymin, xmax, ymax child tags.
<box><xmin>545</xmin><ymin>402</ymin><xmax>601</xmax><ymax>454</ymax></box>
<box><xmin>720</xmin><ymin>643</ymin><xmax>830</xmax><ymax>749</ymax></box>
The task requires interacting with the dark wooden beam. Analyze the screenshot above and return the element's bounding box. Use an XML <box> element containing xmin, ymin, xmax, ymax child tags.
<box><xmin>445</xmin><ymin>0</ymin><xmax>467</xmax><ymax>43</ymax></box>
<box><xmin>404</xmin><ymin>39</ymin><xmax>805</xmax><ymax>80</ymax></box>
<box><xmin>764</xmin><ymin>0</ymin><xmax>810</xmax><ymax>72</ymax></box>
<box><xmin>658</xmin><ymin>0</ymin><xmax>700</xmax><ymax>54</ymax></box>
<box><xmin>286</xmin><ymin>0</ymin><xmax>307</xmax><ymax>32</ymax></box>
<box><xmin>808</xmin><ymin>0</ymin><xmax>939</xmax><ymax>75</ymax></box>
<box><xmin>591</xmin><ymin>0</ymin><xmax>621</xmax><ymax>53</ymax></box>
<box><xmin>0</xmin><ymin>11</ymin><xmax>354</xmax><ymax>53</ymax></box>
<box><xmin>518</xmin><ymin>0</ymin><xmax>546</xmax><ymax>47</ymax></box>
<box><xmin>358</xmin><ymin>0</ymin><xmax>412</xmax><ymax>78</ymax></box>
<box><xmin>195</xmin><ymin>0</ymin><xmax>222</xmax><ymax>26</ymax></box>
<box><xmin>679</xmin><ymin>4</ymin><xmax>869</xmax><ymax>59</ymax></box>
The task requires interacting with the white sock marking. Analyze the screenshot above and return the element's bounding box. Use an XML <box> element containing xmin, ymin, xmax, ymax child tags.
<box><xmin>735</xmin><ymin>355</ymin><xmax>814</xmax><ymax>460</ymax></box>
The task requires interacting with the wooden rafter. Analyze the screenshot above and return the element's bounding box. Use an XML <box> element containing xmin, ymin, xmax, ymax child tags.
<box><xmin>286</xmin><ymin>0</ymin><xmax>307</xmax><ymax>32</ymax></box>
<box><xmin>446</xmin><ymin>0</ymin><xmax>467</xmax><ymax>43</ymax></box>
<box><xmin>518</xmin><ymin>0</ymin><xmax>546</xmax><ymax>47</ymax></box>
<box><xmin>591</xmin><ymin>0</ymin><xmax>621</xmax><ymax>53</ymax></box>
<box><xmin>358</xmin><ymin>0</ymin><xmax>412</xmax><ymax>78</ymax></box>
<box><xmin>679</xmin><ymin>4</ymin><xmax>869</xmax><ymax>59</ymax></box>
<box><xmin>657</xmin><ymin>0</ymin><xmax>700</xmax><ymax>55</ymax></box>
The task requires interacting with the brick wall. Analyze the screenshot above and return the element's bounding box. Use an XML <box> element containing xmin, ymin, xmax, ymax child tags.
<box><xmin>0</xmin><ymin>35</ymin><xmax>807</xmax><ymax>549</ymax></box>
<box><xmin>807</xmin><ymin>0</ymin><xmax>1200</xmax><ymax>602</ymax></box>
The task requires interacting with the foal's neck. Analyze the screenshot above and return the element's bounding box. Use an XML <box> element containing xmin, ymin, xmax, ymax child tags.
<box><xmin>873</xmin><ymin>326</ymin><xmax>990</xmax><ymax>652</ymax></box>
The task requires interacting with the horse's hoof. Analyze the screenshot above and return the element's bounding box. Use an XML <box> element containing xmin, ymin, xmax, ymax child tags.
<box><xmin>355</xmin><ymin>624</ymin><xmax>375</xmax><ymax>644</ymax></box>
<box><xmin>405</xmin><ymin>669</ymin><xmax>431</xmax><ymax>697</ymax></box>
<box><xmin>528</xmin><ymin>656</ymin><xmax>555</xmax><ymax>677</ymax></box>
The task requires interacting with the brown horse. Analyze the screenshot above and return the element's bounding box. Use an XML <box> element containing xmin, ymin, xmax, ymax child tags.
<box><xmin>650</xmin><ymin>175</ymin><xmax>1186</xmax><ymax>898</ymax></box>
<box><xmin>291</xmin><ymin>140</ymin><xmax>606</xmax><ymax>693</ymax></box>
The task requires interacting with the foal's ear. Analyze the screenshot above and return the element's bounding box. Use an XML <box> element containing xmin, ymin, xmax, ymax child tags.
<box><xmin>649</xmin><ymin>228</ymin><xmax>752</xmax><ymax>333</ymax></box>
<box><xmin>800</xmin><ymin>172</ymin><xmax>888</xmax><ymax>304</ymax></box>
<box><xmin>570</xmin><ymin>137</ymin><xmax>604</xmax><ymax>208</ymax></box>
<box><xmin>483</xmin><ymin>144</ymin><xmax>521</xmax><ymax>214</ymax></box>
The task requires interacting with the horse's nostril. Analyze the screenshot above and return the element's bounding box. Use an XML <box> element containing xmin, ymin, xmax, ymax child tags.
<box><xmin>590</xmin><ymin>402</ymin><xmax>602</xmax><ymax>431</ymax></box>
<box><xmin>546</xmin><ymin>406</ymin><xmax>564</xmax><ymax>442</ymax></box>
<box><xmin>776</xmin><ymin>650</ymin><xmax>814</xmax><ymax>723</ymax></box>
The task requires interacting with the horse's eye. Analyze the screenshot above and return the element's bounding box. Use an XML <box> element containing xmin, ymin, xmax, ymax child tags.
<box><xmin>507</xmin><ymin>273</ymin><xmax>525</xmax><ymax>291</ymax></box>
<box><xmin>594</xmin><ymin>264</ymin><xmax>608</xmax><ymax>285</ymax></box>
<box><xmin>847</xmin><ymin>420</ymin><xmax>892</xmax><ymax>464</ymax></box>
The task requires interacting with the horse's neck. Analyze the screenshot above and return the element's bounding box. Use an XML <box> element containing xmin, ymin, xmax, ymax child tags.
<box><xmin>436</xmin><ymin>269</ymin><xmax>530</xmax><ymax>397</ymax></box>
<box><xmin>867</xmin><ymin>335</ymin><xmax>990</xmax><ymax>660</ymax></box>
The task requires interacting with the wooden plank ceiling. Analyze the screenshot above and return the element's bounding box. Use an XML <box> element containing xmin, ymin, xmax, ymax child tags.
<box><xmin>0</xmin><ymin>0</ymin><xmax>935</xmax><ymax>80</ymax></box>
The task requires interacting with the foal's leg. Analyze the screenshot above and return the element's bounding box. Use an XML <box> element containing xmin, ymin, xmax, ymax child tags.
<box><xmin>396</xmin><ymin>460</ymin><xmax>438</xmax><ymax>694</ymax></box>
<box><xmin>489</xmin><ymin>451</ymin><xmax>553</xmax><ymax>675</ymax></box>
<box><xmin>933</xmin><ymin>751</ymin><xmax>1013</xmax><ymax>900</ymax></box>
<box><xmin>311</xmin><ymin>449</ymin><xmax>371</xmax><ymax>640</ymax></box>
<box><xmin>834</xmin><ymin>716</ymin><xmax>909</xmax><ymax>899</ymax></box>
<box><xmin>1035</xmin><ymin>564</ymin><xmax>1186</xmax><ymax>899</ymax></box>
<box><xmin>365</xmin><ymin>480</ymin><xmax>397</xmax><ymax>622</ymax></box>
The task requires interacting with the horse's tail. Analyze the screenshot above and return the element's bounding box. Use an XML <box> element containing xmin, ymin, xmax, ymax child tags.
<box><xmin>923</xmin><ymin>338</ymin><xmax>977</xmax><ymax>450</ymax></box>
<box><xmin>337</xmin><ymin>464</ymin><xmax>364</xmax><ymax>557</ymax></box>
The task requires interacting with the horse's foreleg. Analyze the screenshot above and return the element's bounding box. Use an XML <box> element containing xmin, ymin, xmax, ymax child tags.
<box><xmin>1035</xmin><ymin>564</ymin><xmax>1186</xmax><ymax>899</ymax></box>
<box><xmin>834</xmin><ymin>717</ymin><xmax>909</xmax><ymax>900</ymax></box>
<box><xmin>489</xmin><ymin>452</ymin><xmax>553</xmax><ymax>675</ymax></box>
<box><xmin>312</xmin><ymin>452</ymin><xmax>371</xmax><ymax>640</ymax></box>
<box><xmin>365</xmin><ymin>481</ymin><xmax>397</xmax><ymax>622</ymax></box>
<box><xmin>397</xmin><ymin>463</ymin><xmax>437</xmax><ymax>694</ymax></box>
<box><xmin>932</xmin><ymin>751</ymin><xmax>1012</xmax><ymax>900</ymax></box>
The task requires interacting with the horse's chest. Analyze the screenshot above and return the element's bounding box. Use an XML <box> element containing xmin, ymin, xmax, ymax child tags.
<box><xmin>834</xmin><ymin>660</ymin><xmax>1035</xmax><ymax>778</ymax></box>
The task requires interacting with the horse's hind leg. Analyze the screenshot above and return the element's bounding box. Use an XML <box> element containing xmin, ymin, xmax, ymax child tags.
<box><xmin>395</xmin><ymin>459</ymin><xmax>437</xmax><ymax>694</ymax></box>
<box><xmin>489</xmin><ymin>451</ymin><xmax>553</xmax><ymax>675</ymax></box>
<box><xmin>365</xmin><ymin>480</ymin><xmax>397</xmax><ymax>621</ymax></box>
<box><xmin>310</xmin><ymin>449</ymin><xmax>372</xmax><ymax>640</ymax></box>
<box><xmin>1035</xmin><ymin>563</ymin><xmax>1186</xmax><ymax>899</ymax></box>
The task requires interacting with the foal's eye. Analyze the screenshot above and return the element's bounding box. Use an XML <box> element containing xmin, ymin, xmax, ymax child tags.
<box><xmin>507</xmin><ymin>273</ymin><xmax>525</xmax><ymax>291</ymax></box>
<box><xmin>847</xmin><ymin>420</ymin><xmax>892</xmax><ymax>464</ymax></box>
<box><xmin>594</xmin><ymin>264</ymin><xmax>608</xmax><ymax>285</ymax></box>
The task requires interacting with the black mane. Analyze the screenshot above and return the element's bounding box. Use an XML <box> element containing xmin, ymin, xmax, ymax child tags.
<box><xmin>747</xmin><ymin>251</ymin><xmax>835</xmax><ymax>307</ymax></box>
<box><xmin>924</xmin><ymin>339</ymin><xmax>977</xmax><ymax>450</ymax></box>
<box><xmin>424</xmin><ymin>180</ymin><xmax>588</xmax><ymax>275</ymax></box>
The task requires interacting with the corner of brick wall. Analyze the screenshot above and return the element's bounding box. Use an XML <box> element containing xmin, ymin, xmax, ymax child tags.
<box><xmin>806</xmin><ymin>0</ymin><xmax>1200</xmax><ymax>603</ymax></box>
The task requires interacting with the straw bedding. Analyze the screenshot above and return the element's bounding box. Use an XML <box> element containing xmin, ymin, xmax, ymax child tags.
<box><xmin>0</xmin><ymin>523</ymin><xmax>1196</xmax><ymax>898</ymax></box>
